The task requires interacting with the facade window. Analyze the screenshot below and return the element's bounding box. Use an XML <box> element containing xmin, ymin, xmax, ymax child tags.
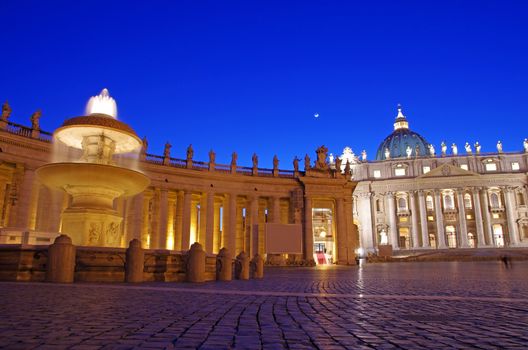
<box><xmin>443</xmin><ymin>194</ymin><xmax>454</xmax><ymax>210</ymax></box>
<box><xmin>512</xmin><ymin>162</ymin><xmax>520</xmax><ymax>171</ymax></box>
<box><xmin>490</xmin><ymin>193</ymin><xmax>500</xmax><ymax>208</ymax></box>
<box><xmin>485</xmin><ymin>163</ymin><xmax>497</xmax><ymax>172</ymax></box>
<box><xmin>460</xmin><ymin>164</ymin><xmax>468</xmax><ymax>170</ymax></box>
<box><xmin>464</xmin><ymin>193</ymin><xmax>472</xmax><ymax>209</ymax></box>
<box><xmin>427</xmin><ymin>215</ymin><xmax>434</xmax><ymax>221</ymax></box>
<box><xmin>422</xmin><ymin>166</ymin><xmax>431</xmax><ymax>174</ymax></box>
<box><xmin>446</xmin><ymin>225</ymin><xmax>457</xmax><ymax>248</ymax></box>
<box><xmin>373</xmin><ymin>170</ymin><xmax>381</xmax><ymax>178</ymax></box>
<box><xmin>394</xmin><ymin>168</ymin><xmax>406</xmax><ymax>176</ymax></box>
<box><xmin>426</xmin><ymin>195</ymin><xmax>434</xmax><ymax>210</ymax></box>
<box><xmin>398</xmin><ymin>197</ymin><xmax>407</xmax><ymax>210</ymax></box>
<box><xmin>517</xmin><ymin>192</ymin><xmax>525</xmax><ymax>206</ymax></box>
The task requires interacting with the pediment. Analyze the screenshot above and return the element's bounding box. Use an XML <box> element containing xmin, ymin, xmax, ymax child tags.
<box><xmin>418</xmin><ymin>163</ymin><xmax>479</xmax><ymax>179</ymax></box>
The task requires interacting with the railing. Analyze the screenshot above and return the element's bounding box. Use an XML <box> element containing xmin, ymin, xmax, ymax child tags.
<box><xmin>7</xmin><ymin>122</ymin><xmax>33</xmax><ymax>138</ymax></box>
<box><xmin>214</xmin><ymin>164</ymin><xmax>231</xmax><ymax>173</ymax></box>
<box><xmin>145</xmin><ymin>153</ymin><xmax>164</xmax><ymax>164</ymax></box>
<box><xmin>192</xmin><ymin>160</ymin><xmax>209</xmax><ymax>170</ymax></box>
<box><xmin>236</xmin><ymin>166</ymin><xmax>253</xmax><ymax>175</ymax></box>
<box><xmin>169</xmin><ymin>158</ymin><xmax>186</xmax><ymax>168</ymax></box>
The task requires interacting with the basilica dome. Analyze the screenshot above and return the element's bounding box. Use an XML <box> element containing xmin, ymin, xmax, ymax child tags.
<box><xmin>375</xmin><ymin>106</ymin><xmax>430</xmax><ymax>160</ymax></box>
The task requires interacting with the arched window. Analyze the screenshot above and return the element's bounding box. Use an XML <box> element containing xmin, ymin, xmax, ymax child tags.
<box><xmin>517</xmin><ymin>192</ymin><xmax>525</xmax><ymax>206</ymax></box>
<box><xmin>464</xmin><ymin>193</ymin><xmax>472</xmax><ymax>209</ymax></box>
<box><xmin>398</xmin><ymin>197</ymin><xmax>407</xmax><ymax>210</ymax></box>
<box><xmin>446</xmin><ymin>225</ymin><xmax>457</xmax><ymax>248</ymax></box>
<box><xmin>426</xmin><ymin>195</ymin><xmax>434</xmax><ymax>210</ymax></box>
<box><xmin>490</xmin><ymin>193</ymin><xmax>500</xmax><ymax>208</ymax></box>
<box><xmin>444</xmin><ymin>194</ymin><xmax>454</xmax><ymax>210</ymax></box>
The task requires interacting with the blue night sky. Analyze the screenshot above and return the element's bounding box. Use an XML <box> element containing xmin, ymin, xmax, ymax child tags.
<box><xmin>1</xmin><ymin>1</ymin><xmax>527</xmax><ymax>168</ymax></box>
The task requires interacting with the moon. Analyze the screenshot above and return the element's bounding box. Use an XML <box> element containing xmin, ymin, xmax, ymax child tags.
<box><xmin>314</xmin><ymin>113</ymin><xmax>319</xmax><ymax>118</ymax></box>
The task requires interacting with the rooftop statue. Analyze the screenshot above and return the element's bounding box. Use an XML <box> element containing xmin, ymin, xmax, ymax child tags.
<box><xmin>465</xmin><ymin>142</ymin><xmax>472</xmax><ymax>154</ymax></box>
<box><xmin>315</xmin><ymin>145</ymin><xmax>329</xmax><ymax>170</ymax></box>
<box><xmin>208</xmin><ymin>149</ymin><xmax>215</xmax><ymax>164</ymax></box>
<box><xmin>384</xmin><ymin>147</ymin><xmax>390</xmax><ymax>160</ymax></box>
<box><xmin>497</xmin><ymin>140</ymin><xmax>503</xmax><ymax>153</ymax></box>
<box><xmin>344</xmin><ymin>160</ymin><xmax>351</xmax><ymax>175</ymax></box>
<box><xmin>252</xmin><ymin>153</ymin><xmax>258</xmax><ymax>168</ymax></box>
<box><xmin>304</xmin><ymin>154</ymin><xmax>311</xmax><ymax>170</ymax></box>
<box><xmin>142</xmin><ymin>137</ymin><xmax>148</xmax><ymax>153</ymax></box>
<box><xmin>441</xmin><ymin>141</ymin><xmax>447</xmax><ymax>156</ymax></box>
<box><xmin>524</xmin><ymin>138</ymin><xmax>528</xmax><ymax>153</ymax></box>
<box><xmin>361</xmin><ymin>150</ymin><xmax>367</xmax><ymax>161</ymax></box>
<box><xmin>186</xmin><ymin>144</ymin><xmax>194</xmax><ymax>160</ymax></box>
<box><xmin>1</xmin><ymin>100</ymin><xmax>11</xmax><ymax>121</ymax></box>
<box><xmin>406</xmin><ymin>145</ymin><xmax>412</xmax><ymax>158</ymax></box>
<box><xmin>415</xmin><ymin>144</ymin><xmax>421</xmax><ymax>157</ymax></box>
<box><xmin>30</xmin><ymin>109</ymin><xmax>41</xmax><ymax>130</ymax></box>
<box><xmin>293</xmin><ymin>157</ymin><xmax>299</xmax><ymax>172</ymax></box>
<box><xmin>474</xmin><ymin>141</ymin><xmax>481</xmax><ymax>154</ymax></box>
<box><xmin>451</xmin><ymin>143</ymin><xmax>458</xmax><ymax>156</ymax></box>
<box><xmin>163</xmin><ymin>142</ymin><xmax>171</xmax><ymax>158</ymax></box>
<box><xmin>335</xmin><ymin>156</ymin><xmax>342</xmax><ymax>172</ymax></box>
<box><xmin>231</xmin><ymin>152</ymin><xmax>237</xmax><ymax>166</ymax></box>
<box><xmin>273</xmin><ymin>155</ymin><xmax>279</xmax><ymax>170</ymax></box>
<box><xmin>428</xmin><ymin>144</ymin><xmax>435</xmax><ymax>156</ymax></box>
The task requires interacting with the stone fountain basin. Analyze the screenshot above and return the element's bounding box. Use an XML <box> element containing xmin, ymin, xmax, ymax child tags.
<box><xmin>36</xmin><ymin>162</ymin><xmax>150</xmax><ymax>197</ymax></box>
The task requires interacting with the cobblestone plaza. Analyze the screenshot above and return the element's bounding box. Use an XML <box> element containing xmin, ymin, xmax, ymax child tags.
<box><xmin>1</xmin><ymin>261</ymin><xmax>528</xmax><ymax>349</ymax></box>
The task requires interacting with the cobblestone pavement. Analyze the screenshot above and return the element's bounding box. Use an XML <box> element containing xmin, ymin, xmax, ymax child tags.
<box><xmin>1</xmin><ymin>261</ymin><xmax>528</xmax><ymax>349</ymax></box>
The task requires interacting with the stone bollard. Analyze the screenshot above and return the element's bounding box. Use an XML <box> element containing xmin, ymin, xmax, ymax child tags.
<box><xmin>251</xmin><ymin>254</ymin><xmax>264</xmax><ymax>279</ymax></box>
<box><xmin>235</xmin><ymin>251</ymin><xmax>250</xmax><ymax>280</ymax></box>
<box><xmin>216</xmin><ymin>247</ymin><xmax>232</xmax><ymax>281</ymax></box>
<box><xmin>186</xmin><ymin>242</ymin><xmax>206</xmax><ymax>283</ymax></box>
<box><xmin>46</xmin><ymin>234</ymin><xmax>76</xmax><ymax>283</ymax></box>
<box><xmin>125</xmin><ymin>239</ymin><xmax>144</xmax><ymax>283</ymax></box>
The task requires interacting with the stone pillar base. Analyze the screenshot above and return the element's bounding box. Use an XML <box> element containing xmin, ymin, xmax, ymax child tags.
<box><xmin>378</xmin><ymin>244</ymin><xmax>393</xmax><ymax>257</ymax></box>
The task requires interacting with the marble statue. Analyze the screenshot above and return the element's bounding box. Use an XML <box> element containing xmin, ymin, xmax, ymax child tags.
<box><xmin>465</xmin><ymin>142</ymin><xmax>472</xmax><ymax>154</ymax></box>
<box><xmin>361</xmin><ymin>150</ymin><xmax>367</xmax><ymax>161</ymax></box>
<box><xmin>524</xmin><ymin>138</ymin><xmax>528</xmax><ymax>153</ymax></box>
<box><xmin>208</xmin><ymin>149</ymin><xmax>215</xmax><ymax>164</ymax></box>
<box><xmin>415</xmin><ymin>144</ymin><xmax>421</xmax><ymax>157</ymax></box>
<box><xmin>428</xmin><ymin>144</ymin><xmax>435</xmax><ymax>156</ymax></box>
<box><xmin>186</xmin><ymin>144</ymin><xmax>194</xmax><ymax>160</ymax></box>
<box><xmin>30</xmin><ymin>109</ymin><xmax>41</xmax><ymax>130</ymax></box>
<box><xmin>380</xmin><ymin>229</ymin><xmax>388</xmax><ymax>245</ymax></box>
<box><xmin>315</xmin><ymin>145</ymin><xmax>329</xmax><ymax>170</ymax></box>
<box><xmin>304</xmin><ymin>154</ymin><xmax>311</xmax><ymax>170</ymax></box>
<box><xmin>497</xmin><ymin>141</ymin><xmax>503</xmax><ymax>153</ymax></box>
<box><xmin>273</xmin><ymin>155</ymin><xmax>279</xmax><ymax>170</ymax></box>
<box><xmin>231</xmin><ymin>152</ymin><xmax>238</xmax><ymax>166</ymax></box>
<box><xmin>328</xmin><ymin>153</ymin><xmax>334</xmax><ymax>164</ymax></box>
<box><xmin>1</xmin><ymin>101</ymin><xmax>11</xmax><ymax>121</ymax></box>
<box><xmin>293</xmin><ymin>157</ymin><xmax>299</xmax><ymax>172</ymax></box>
<box><xmin>474</xmin><ymin>141</ymin><xmax>481</xmax><ymax>154</ymax></box>
<box><xmin>344</xmin><ymin>160</ymin><xmax>351</xmax><ymax>175</ymax></box>
<box><xmin>252</xmin><ymin>153</ymin><xmax>258</xmax><ymax>168</ymax></box>
<box><xmin>384</xmin><ymin>147</ymin><xmax>390</xmax><ymax>160</ymax></box>
<box><xmin>441</xmin><ymin>141</ymin><xmax>447</xmax><ymax>156</ymax></box>
<box><xmin>163</xmin><ymin>142</ymin><xmax>171</xmax><ymax>158</ymax></box>
<box><xmin>451</xmin><ymin>143</ymin><xmax>458</xmax><ymax>156</ymax></box>
<box><xmin>335</xmin><ymin>156</ymin><xmax>342</xmax><ymax>172</ymax></box>
<box><xmin>405</xmin><ymin>145</ymin><xmax>412</xmax><ymax>158</ymax></box>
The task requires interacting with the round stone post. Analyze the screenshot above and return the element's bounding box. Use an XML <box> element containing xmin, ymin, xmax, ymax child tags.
<box><xmin>216</xmin><ymin>247</ymin><xmax>232</xmax><ymax>281</ymax></box>
<box><xmin>125</xmin><ymin>239</ymin><xmax>144</xmax><ymax>283</ymax></box>
<box><xmin>235</xmin><ymin>251</ymin><xmax>250</xmax><ymax>280</ymax></box>
<box><xmin>46</xmin><ymin>234</ymin><xmax>76</xmax><ymax>283</ymax></box>
<box><xmin>251</xmin><ymin>254</ymin><xmax>264</xmax><ymax>279</ymax></box>
<box><xmin>186</xmin><ymin>242</ymin><xmax>206</xmax><ymax>283</ymax></box>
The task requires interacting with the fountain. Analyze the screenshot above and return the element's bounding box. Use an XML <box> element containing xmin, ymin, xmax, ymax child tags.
<box><xmin>36</xmin><ymin>89</ymin><xmax>150</xmax><ymax>247</ymax></box>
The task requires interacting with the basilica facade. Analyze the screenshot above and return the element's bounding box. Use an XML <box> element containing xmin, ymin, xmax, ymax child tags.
<box><xmin>0</xmin><ymin>97</ymin><xmax>527</xmax><ymax>266</ymax></box>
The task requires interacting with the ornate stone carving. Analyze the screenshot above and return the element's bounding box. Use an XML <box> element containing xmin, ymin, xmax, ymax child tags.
<box><xmin>186</xmin><ymin>144</ymin><xmax>194</xmax><ymax>160</ymax></box>
<box><xmin>1</xmin><ymin>101</ymin><xmax>11</xmax><ymax>121</ymax></box>
<box><xmin>304</xmin><ymin>154</ymin><xmax>311</xmax><ymax>170</ymax></box>
<box><xmin>30</xmin><ymin>109</ymin><xmax>41</xmax><ymax>130</ymax></box>
<box><xmin>441</xmin><ymin>165</ymin><xmax>451</xmax><ymax>176</ymax></box>
<box><xmin>315</xmin><ymin>145</ymin><xmax>329</xmax><ymax>170</ymax></box>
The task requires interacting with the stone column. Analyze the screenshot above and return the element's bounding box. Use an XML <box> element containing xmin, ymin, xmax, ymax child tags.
<box><xmin>157</xmin><ymin>189</ymin><xmax>169</xmax><ymax>249</ymax></box>
<box><xmin>335</xmin><ymin>197</ymin><xmax>347</xmax><ymax>263</ymax></box>
<box><xmin>174</xmin><ymin>191</ymin><xmax>184</xmax><ymax>251</ymax></box>
<box><xmin>12</xmin><ymin>167</ymin><xmax>38</xmax><ymax>228</ymax></box>
<box><xmin>472</xmin><ymin>188</ymin><xmax>486</xmax><ymax>247</ymax></box>
<box><xmin>204</xmin><ymin>191</ymin><xmax>215</xmax><ymax>254</ymax></box>
<box><xmin>166</xmin><ymin>193</ymin><xmax>176</xmax><ymax>250</ymax></box>
<box><xmin>126</xmin><ymin>192</ymin><xmax>144</xmax><ymax>243</ymax></box>
<box><xmin>417</xmin><ymin>191</ymin><xmax>430</xmax><ymax>248</ymax></box>
<box><xmin>150</xmin><ymin>189</ymin><xmax>160</xmax><ymax>249</ymax></box>
<box><xmin>303</xmin><ymin>195</ymin><xmax>314</xmax><ymax>261</ymax></box>
<box><xmin>181</xmin><ymin>190</ymin><xmax>193</xmax><ymax>250</ymax></box>
<box><xmin>213</xmin><ymin>198</ymin><xmax>222</xmax><ymax>253</ymax></box>
<box><xmin>386</xmin><ymin>192</ymin><xmax>398</xmax><ymax>249</ymax></box>
<box><xmin>456</xmin><ymin>189</ymin><xmax>469</xmax><ymax>248</ymax></box>
<box><xmin>409</xmin><ymin>191</ymin><xmax>419</xmax><ymax>248</ymax></box>
<box><xmin>356</xmin><ymin>193</ymin><xmax>374</xmax><ymax>251</ymax></box>
<box><xmin>227</xmin><ymin>193</ymin><xmax>237</xmax><ymax>252</ymax></box>
<box><xmin>434</xmin><ymin>190</ymin><xmax>447</xmax><ymax>248</ymax></box>
<box><xmin>480</xmin><ymin>188</ymin><xmax>494</xmax><ymax>246</ymax></box>
<box><xmin>504</xmin><ymin>187</ymin><xmax>520</xmax><ymax>246</ymax></box>
<box><xmin>248</xmin><ymin>196</ymin><xmax>259</xmax><ymax>257</ymax></box>
<box><xmin>141</xmin><ymin>192</ymin><xmax>151</xmax><ymax>248</ymax></box>
<box><xmin>271</xmin><ymin>196</ymin><xmax>281</xmax><ymax>224</ymax></box>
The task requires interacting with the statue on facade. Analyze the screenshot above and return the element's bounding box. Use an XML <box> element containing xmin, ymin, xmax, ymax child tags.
<box><xmin>451</xmin><ymin>143</ymin><xmax>458</xmax><ymax>156</ymax></box>
<box><xmin>163</xmin><ymin>142</ymin><xmax>171</xmax><ymax>159</ymax></box>
<box><xmin>497</xmin><ymin>140</ymin><xmax>503</xmax><ymax>153</ymax></box>
<box><xmin>405</xmin><ymin>145</ymin><xmax>412</xmax><ymax>158</ymax></box>
<box><xmin>141</xmin><ymin>137</ymin><xmax>148</xmax><ymax>153</ymax></box>
<box><xmin>328</xmin><ymin>153</ymin><xmax>334</xmax><ymax>164</ymax></box>
<box><xmin>384</xmin><ymin>147</ymin><xmax>390</xmax><ymax>160</ymax></box>
<box><xmin>379</xmin><ymin>229</ymin><xmax>388</xmax><ymax>245</ymax></box>
<box><xmin>415</xmin><ymin>144</ymin><xmax>421</xmax><ymax>157</ymax></box>
<box><xmin>428</xmin><ymin>144</ymin><xmax>435</xmax><ymax>156</ymax></box>
<box><xmin>315</xmin><ymin>145</ymin><xmax>329</xmax><ymax>170</ymax></box>
<box><xmin>474</xmin><ymin>141</ymin><xmax>481</xmax><ymax>154</ymax></box>
<box><xmin>231</xmin><ymin>152</ymin><xmax>238</xmax><ymax>166</ymax></box>
<box><xmin>186</xmin><ymin>144</ymin><xmax>194</xmax><ymax>160</ymax></box>
<box><xmin>273</xmin><ymin>155</ymin><xmax>279</xmax><ymax>170</ymax></box>
<box><xmin>465</xmin><ymin>142</ymin><xmax>472</xmax><ymax>154</ymax></box>
<box><xmin>441</xmin><ymin>141</ymin><xmax>447</xmax><ymax>156</ymax></box>
<box><xmin>344</xmin><ymin>159</ymin><xmax>351</xmax><ymax>175</ymax></box>
<box><xmin>1</xmin><ymin>101</ymin><xmax>11</xmax><ymax>121</ymax></box>
<box><xmin>252</xmin><ymin>153</ymin><xmax>258</xmax><ymax>168</ymax></box>
<box><xmin>293</xmin><ymin>157</ymin><xmax>299</xmax><ymax>172</ymax></box>
<box><xmin>208</xmin><ymin>149</ymin><xmax>216</xmax><ymax>164</ymax></box>
<box><xmin>361</xmin><ymin>149</ymin><xmax>367</xmax><ymax>161</ymax></box>
<box><xmin>524</xmin><ymin>138</ymin><xmax>528</xmax><ymax>153</ymax></box>
<box><xmin>304</xmin><ymin>154</ymin><xmax>311</xmax><ymax>170</ymax></box>
<box><xmin>30</xmin><ymin>109</ymin><xmax>41</xmax><ymax>130</ymax></box>
<box><xmin>335</xmin><ymin>156</ymin><xmax>342</xmax><ymax>172</ymax></box>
